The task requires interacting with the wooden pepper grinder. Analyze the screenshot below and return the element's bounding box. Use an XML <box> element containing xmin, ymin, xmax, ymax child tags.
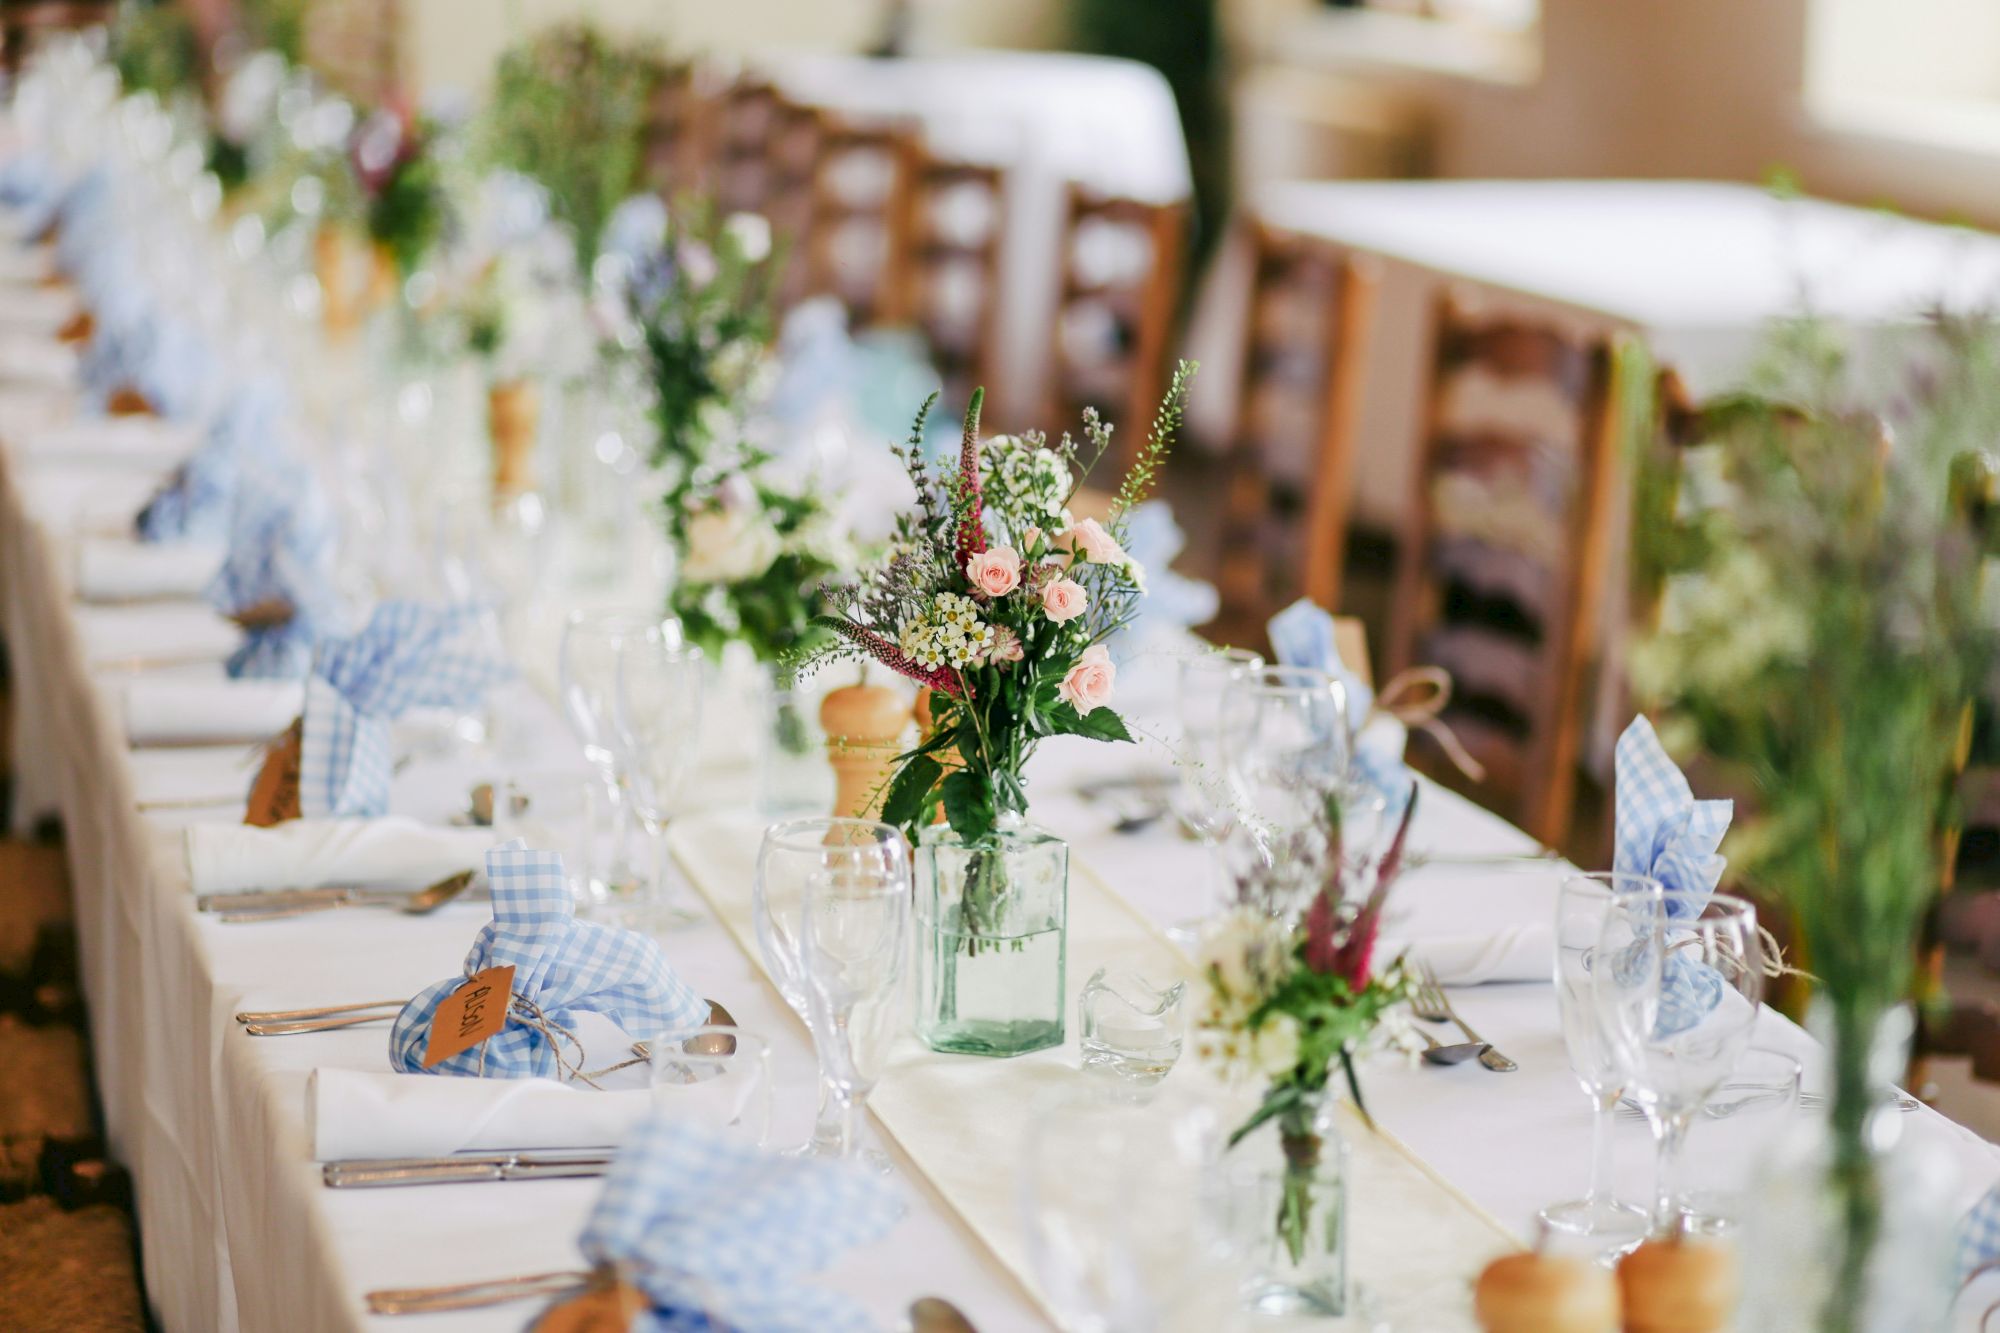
<box><xmin>1474</xmin><ymin>1247</ymin><xmax>1620</xmax><ymax>1333</ymax></box>
<box><xmin>820</xmin><ymin>682</ymin><xmax>910</xmax><ymax>820</ymax></box>
<box><xmin>1617</xmin><ymin>1231</ymin><xmax>1739</xmax><ymax>1333</ymax></box>
<box><xmin>488</xmin><ymin>378</ymin><xmax>541</xmax><ymax>502</ymax></box>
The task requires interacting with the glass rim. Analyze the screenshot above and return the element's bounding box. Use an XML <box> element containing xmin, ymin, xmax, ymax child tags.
<box><xmin>1181</xmin><ymin>646</ymin><xmax>1265</xmax><ymax>672</ymax></box>
<box><xmin>647</xmin><ymin>1024</ymin><xmax>770</xmax><ymax>1054</ymax></box>
<box><xmin>1227</xmin><ymin>663</ymin><xmax>1340</xmax><ymax>694</ymax></box>
<box><xmin>761</xmin><ymin>815</ymin><xmax>907</xmax><ymax>855</ymax></box>
<box><xmin>1608</xmin><ymin>887</ymin><xmax>1756</xmax><ymax>919</ymax></box>
<box><xmin>564</xmin><ymin>608</ymin><xmax>672</xmax><ymax>638</ymax></box>
<box><xmin>617</xmin><ymin>637</ymin><xmax>705</xmax><ymax>667</ymax></box>
<box><xmin>1560</xmin><ymin>871</ymin><xmax>1664</xmax><ymax>896</ymax></box>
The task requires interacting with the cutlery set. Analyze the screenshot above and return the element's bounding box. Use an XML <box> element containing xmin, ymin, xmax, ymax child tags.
<box><xmin>197</xmin><ymin>869</ymin><xmax>477</xmax><ymax>924</ymax></box>
<box><xmin>327</xmin><ymin>1152</ymin><xmax>614</xmax><ymax>1190</ymax></box>
<box><xmin>1410</xmin><ymin>960</ymin><xmax>1518</xmax><ymax>1072</ymax></box>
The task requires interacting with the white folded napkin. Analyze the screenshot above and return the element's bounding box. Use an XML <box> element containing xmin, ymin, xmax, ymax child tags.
<box><xmin>0</xmin><ymin>382</ymin><xmax>74</xmax><ymax>435</ymax></box>
<box><xmin>308</xmin><ymin>1067</ymin><xmax>651</xmax><ymax>1161</ymax></box>
<box><xmin>185</xmin><ymin>817</ymin><xmax>494</xmax><ymax>896</ymax></box>
<box><xmin>76</xmin><ymin>538</ymin><xmax>223</xmax><ymax>603</ymax></box>
<box><xmin>0</xmin><ymin>332</ymin><xmax>78</xmax><ymax>388</ymax></box>
<box><xmin>0</xmin><ymin>245</ymin><xmax>54</xmax><ymax>285</ymax></box>
<box><xmin>123</xmin><ymin>678</ymin><xmax>301</xmax><ymax>747</ymax></box>
<box><xmin>0</xmin><ymin>284</ymin><xmax>76</xmax><ymax>332</ymax></box>
<box><xmin>1391</xmin><ymin>924</ymin><xmax>1553</xmax><ymax>986</ymax></box>
<box><xmin>10</xmin><ymin>416</ymin><xmax>199</xmax><ymax>468</ymax></box>
<box><xmin>73</xmin><ymin>602</ymin><xmax>240</xmax><ymax>667</ymax></box>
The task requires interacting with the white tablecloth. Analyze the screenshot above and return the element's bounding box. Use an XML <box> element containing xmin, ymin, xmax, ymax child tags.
<box><xmin>5</xmin><ymin>375</ymin><xmax>2000</xmax><ymax>1328</ymax></box>
<box><xmin>766</xmin><ymin>52</ymin><xmax>1192</xmax><ymax>429</ymax></box>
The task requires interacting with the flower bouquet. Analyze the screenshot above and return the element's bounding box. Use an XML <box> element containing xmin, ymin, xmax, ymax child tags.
<box><xmin>1194</xmin><ymin>789</ymin><xmax>1419</xmax><ymax>1314</ymax></box>
<box><xmin>348</xmin><ymin>105</ymin><xmax>453</xmax><ymax>286</ymax></box>
<box><xmin>802</xmin><ymin>361</ymin><xmax>1196</xmax><ymax>1055</ymax></box>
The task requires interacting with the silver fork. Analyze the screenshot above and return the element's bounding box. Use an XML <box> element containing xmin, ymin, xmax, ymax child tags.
<box><xmin>366</xmin><ymin>1270</ymin><xmax>590</xmax><ymax>1316</ymax></box>
<box><xmin>1410</xmin><ymin>962</ymin><xmax>1517</xmax><ymax>1072</ymax></box>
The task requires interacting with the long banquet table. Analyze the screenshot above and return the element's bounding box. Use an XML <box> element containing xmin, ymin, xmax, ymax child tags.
<box><xmin>5</xmin><ymin>310</ymin><xmax>2000</xmax><ymax>1330</ymax></box>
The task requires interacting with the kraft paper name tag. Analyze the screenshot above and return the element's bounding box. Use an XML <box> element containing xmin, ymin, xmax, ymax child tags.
<box><xmin>244</xmin><ymin>718</ymin><xmax>303</xmax><ymax>827</ymax></box>
<box><xmin>422</xmin><ymin>964</ymin><xmax>516</xmax><ymax>1069</ymax></box>
<box><xmin>532</xmin><ymin>1276</ymin><xmax>647</xmax><ymax>1333</ymax></box>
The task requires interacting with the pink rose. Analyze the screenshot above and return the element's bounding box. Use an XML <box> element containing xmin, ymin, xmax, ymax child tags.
<box><xmin>1041</xmin><ymin>577</ymin><xmax>1088</xmax><ymax>623</ymax></box>
<box><xmin>965</xmin><ymin>547</ymin><xmax>1022</xmax><ymax>598</ymax></box>
<box><xmin>1058</xmin><ymin>644</ymin><xmax>1117</xmax><ymax>714</ymax></box>
<box><xmin>1062</xmin><ymin>517</ymin><xmax>1126</xmax><ymax>566</ymax></box>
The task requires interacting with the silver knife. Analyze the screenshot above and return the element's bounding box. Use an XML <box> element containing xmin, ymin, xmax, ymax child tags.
<box><xmin>323</xmin><ymin>1152</ymin><xmax>613</xmax><ymax>1188</ymax></box>
<box><xmin>197</xmin><ymin>885</ymin><xmax>360</xmax><ymax>914</ymax></box>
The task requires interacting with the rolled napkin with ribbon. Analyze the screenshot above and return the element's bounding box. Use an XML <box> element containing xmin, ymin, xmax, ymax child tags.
<box><xmin>136</xmin><ymin>376</ymin><xmax>289</xmax><ymax>543</ymax></box>
<box><xmin>389</xmin><ymin>840</ymin><xmax>708</xmax><ymax>1081</ymax></box>
<box><xmin>77</xmin><ymin>304</ymin><xmax>222</xmax><ymax>423</ymax></box>
<box><xmin>295</xmin><ymin>600</ymin><xmax>511</xmax><ymax>817</ymax></box>
<box><xmin>1615</xmin><ymin>715</ymin><xmax>1733</xmax><ymax>1031</ymax></box>
<box><xmin>204</xmin><ymin>459</ymin><xmax>342</xmax><ymax>679</ymax></box>
<box><xmin>75</xmin><ymin>537</ymin><xmax>223</xmax><ymax>603</ymax></box>
<box><xmin>308</xmin><ymin>1067</ymin><xmax>651</xmax><ymax>1161</ymax></box>
<box><xmin>123</xmin><ymin>677</ymin><xmax>302</xmax><ymax>747</ymax></box>
<box><xmin>572</xmin><ymin>1116</ymin><xmax>902</xmax><ymax>1333</ymax></box>
<box><xmin>185</xmin><ymin>817</ymin><xmax>495</xmax><ymax>896</ymax></box>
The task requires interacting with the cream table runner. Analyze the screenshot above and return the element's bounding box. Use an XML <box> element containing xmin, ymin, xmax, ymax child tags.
<box><xmin>671</xmin><ymin>810</ymin><xmax>1515</xmax><ymax>1331</ymax></box>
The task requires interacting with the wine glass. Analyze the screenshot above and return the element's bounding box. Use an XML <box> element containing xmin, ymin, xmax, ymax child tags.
<box><xmin>1592</xmin><ymin>889</ymin><xmax>1764</xmax><ymax>1231</ymax></box>
<box><xmin>1217</xmin><ymin>665</ymin><xmax>1351</xmax><ymax>918</ymax></box>
<box><xmin>648</xmin><ymin>1025</ymin><xmax>773</xmax><ymax>1146</ymax></box>
<box><xmin>557</xmin><ymin>609</ymin><xmax>663</xmax><ymax>907</ymax></box>
<box><xmin>1169</xmin><ymin>648</ymin><xmax>1262</xmax><ymax>942</ymax></box>
<box><xmin>753</xmin><ymin>817</ymin><xmax>910</xmax><ymax>1159</ymax></box>
<box><xmin>798</xmin><ymin>843</ymin><xmax>909</xmax><ymax>1163</ymax></box>
<box><xmin>1675</xmin><ymin>1046</ymin><xmax>1801</xmax><ymax>1234</ymax></box>
<box><xmin>611</xmin><ymin>635</ymin><xmax>705</xmax><ymax>930</ymax></box>
<box><xmin>1538</xmin><ymin>873</ymin><xmax>1656</xmax><ymax>1252</ymax></box>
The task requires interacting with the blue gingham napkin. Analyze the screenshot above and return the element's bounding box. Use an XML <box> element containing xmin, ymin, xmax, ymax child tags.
<box><xmin>298</xmin><ymin>600</ymin><xmax>512</xmax><ymax>817</ymax></box>
<box><xmin>1615</xmin><ymin>716</ymin><xmax>1732</xmax><ymax>1032</ymax></box>
<box><xmin>1269</xmin><ymin>597</ymin><xmax>1409</xmax><ymax>814</ymax></box>
<box><xmin>136</xmin><ymin>376</ymin><xmax>289</xmax><ymax>542</ymax></box>
<box><xmin>77</xmin><ymin>304</ymin><xmax>221</xmax><ymax>422</ymax></box>
<box><xmin>205</xmin><ymin>459</ymin><xmax>342</xmax><ymax>678</ymax></box>
<box><xmin>1960</xmin><ymin>1185</ymin><xmax>2000</xmax><ymax>1284</ymax></box>
<box><xmin>579</xmin><ymin>1116</ymin><xmax>902</xmax><ymax>1332</ymax></box>
<box><xmin>389</xmin><ymin>840</ymin><xmax>708</xmax><ymax>1080</ymax></box>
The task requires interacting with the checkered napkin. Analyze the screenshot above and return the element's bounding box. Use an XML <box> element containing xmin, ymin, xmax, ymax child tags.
<box><xmin>205</xmin><ymin>458</ymin><xmax>342</xmax><ymax>679</ymax></box>
<box><xmin>1615</xmin><ymin>716</ymin><xmax>1732</xmax><ymax>1033</ymax></box>
<box><xmin>297</xmin><ymin>600</ymin><xmax>511</xmax><ymax>817</ymax></box>
<box><xmin>1960</xmin><ymin>1184</ymin><xmax>2000</xmax><ymax>1283</ymax></box>
<box><xmin>1269</xmin><ymin>597</ymin><xmax>1410</xmax><ymax>816</ymax></box>
<box><xmin>137</xmin><ymin>376</ymin><xmax>288</xmax><ymax>543</ymax></box>
<box><xmin>579</xmin><ymin>1116</ymin><xmax>902</xmax><ymax>1332</ymax></box>
<box><xmin>77</xmin><ymin>301</ymin><xmax>221</xmax><ymax>422</ymax></box>
<box><xmin>388</xmin><ymin>840</ymin><xmax>709</xmax><ymax>1080</ymax></box>
<box><xmin>0</xmin><ymin>151</ymin><xmax>57</xmax><ymax>212</ymax></box>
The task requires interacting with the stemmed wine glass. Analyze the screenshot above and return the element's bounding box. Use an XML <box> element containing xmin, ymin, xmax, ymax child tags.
<box><xmin>1217</xmin><ymin>665</ymin><xmax>1351</xmax><ymax>919</ymax></box>
<box><xmin>557</xmin><ymin>609</ymin><xmax>662</xmax><ymax>908</ymax></box>
<box><xmin>1169</xmin><ymin>648</ymin><xmax>1262</xmax><ymax>939</ymax></box>
<box><xmin>648</xmin><ymin>1025</ymin><xmax>773</xmax><ymax>1146</ymax></box>
<box><xmin>1592</xmin><ymin>888</ymin><xmax>1764</xmax><ymax>1232</ymax></box>
<box><xmin>611</xmin><ymin>635</ymin><xmax>705</xmax><ymax>931</ymax></box>
<box><xmin>1539</xmin><ymin>873</ymin><xmax>1657</xmax><ymax>1252</ymax></box>
<box><xmin>753</xmin><ymin>817</ymin><xmax>911</xmax><ymax>1160</ymax></box>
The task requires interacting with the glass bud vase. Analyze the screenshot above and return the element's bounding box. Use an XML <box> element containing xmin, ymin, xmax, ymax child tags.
<box><xmin>1219</xmin><ymin>1089</ymin><xmax>1349</xmax><ymax>1318</ymax></box>
<box><xmin>915</xmin><ymin>815</ymin><xmax>1068</xmax><ymax>1057</ymax></box>
<box><xmin>756</xmin><ymin>668</ymin><xmax>832</xmax><ymax>817</ymax></box>
<box><xmin>1738</xmin><ymin>1002</ymin><xmax>1957</xmax><ymax>1332</ymax></box>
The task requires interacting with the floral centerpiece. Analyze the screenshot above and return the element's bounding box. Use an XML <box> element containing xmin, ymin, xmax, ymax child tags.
<box><xmin>347</xmin><ymin>105</ymin><xmax>453</xmax><ymax>286</ymax></box>
<box><xmin>801</xmin><ymin>361</ymin><xmax>1196</xmax><ymax>1055</ymax></box>
<box><xmin>1631</xmin><ymin>322</ymin><xmax>2000</xmax><ymax>1330</ymax></box>
<box><xmin>482</xmin><ymin>23</ymin><xmax>667</xmax><ymax>277</ymax></box>
<box><xmin>1193</xmin><ymin>788</ymin><xmax>1418</xmax><ymax>1314</ymax></box>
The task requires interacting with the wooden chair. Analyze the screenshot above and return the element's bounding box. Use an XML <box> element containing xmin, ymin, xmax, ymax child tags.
<box><xmin>707</xmin><ymin>77</ymin><xmax>784</xmax><ymax>217</ymax></box>
<box><xmin>898</xmin><ymin>147</ymin><xmax>1006</xmax><ymax>412</ymax></box>
<box><xmin>804</xmin><ymin>113</ymin><xmax>919</xmax><ymax>329</ymax></box>
<box><xmin>640</xmin><ymin>61</ymin><xmax>713</xmax><ymax>196</ymax></box>
<box><xmin>1385</xmin><ymin>298</ymin><xmax>1623</xmax><ymax>849</ymax></box>
<box><xmin>757</xmin><ymin>95</ymin><xmax>826</xmax><ymax>311</ymax></box>
<box><xmin>3</xmin><ymin>4</ymin><xmax>115</xmax><ymax>73</ymax></box>
<box><xmin>1045</xmin><ymin>186</ymin><xmax>1186</xmax><ymax>461</ymax></box>
<box><xmin>1217</xmin><ymin>219</ymin><xmax>1378</xmax><ymax>638</ymax></box>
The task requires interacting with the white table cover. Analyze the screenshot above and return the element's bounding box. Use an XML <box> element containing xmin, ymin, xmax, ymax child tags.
<box><xmin>766</xmin><ymin>52</ymin><xmax>1192</xmax><ymax>428</ymax></box>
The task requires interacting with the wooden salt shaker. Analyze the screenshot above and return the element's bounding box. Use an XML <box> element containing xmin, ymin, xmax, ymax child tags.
<box><xmin>488</xmin><ymin>378</ymin><xmax>541</xmax><ymax>501</ymax></box>
<box><xmin>1475</xmin><ymin>1248</ymin><xmax>1620</xmax><ymax>1333</ymax></box>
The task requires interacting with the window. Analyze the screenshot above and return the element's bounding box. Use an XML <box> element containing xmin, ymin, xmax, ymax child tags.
<box><xmin>1808</xmin><ymin>0</ymin><xmax>2000</xmax><ymax>150</ymax></box>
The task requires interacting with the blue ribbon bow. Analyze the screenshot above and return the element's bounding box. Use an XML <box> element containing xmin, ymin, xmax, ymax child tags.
<box><xmin>580</xmin><ymin>1116</ymin><xmax>902</xmax><ymax>1332</ymax></box>
<box><xmin>389</xmin><ymin>840</ymin><xmax>709</xmax><ymax>1080</ymax></box>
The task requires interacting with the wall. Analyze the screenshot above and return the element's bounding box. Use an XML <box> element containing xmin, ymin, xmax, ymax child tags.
<box><xmin>398</xmin><ymin>0</ymin><xmax>1063</xmax><ymax>100</ymax></box>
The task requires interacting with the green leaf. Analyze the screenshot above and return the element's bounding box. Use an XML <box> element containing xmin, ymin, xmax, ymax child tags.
<box><xmin>1046</xmin><ymin>703</ymin><xmax>1134</xmax><ymax>743</ymax></box>
<box><xmin>940</xmin><ymin>769</ymin><xmax>995</xmax><ymax>842</ymax></box>
<box><xmin>1227</xmin><ymin>1083</ymin><xmax>1304</xmax><ymax>1149</ymax></box>
<box><xmin>882</xmin><ymin>755</ymin><xmax>942</xmax><ymax>832</ymax></box>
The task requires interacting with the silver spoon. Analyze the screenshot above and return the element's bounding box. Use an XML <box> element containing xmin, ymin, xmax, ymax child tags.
<box><xmin>1414</xmin><ymin>1026</ymin><xmax>1489</xmax><ymax>1067</ymax></box>
<box><xmin>909</xmin><ymin>1296</ymin><xmax>978</xmax><ymax>1333</ymax></box>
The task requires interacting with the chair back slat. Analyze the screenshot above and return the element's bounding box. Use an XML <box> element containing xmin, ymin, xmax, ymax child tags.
<box><xmin>804</xmin><ymin>114</ymin><xmax>919</xmax><ymax>328</ymax></box>
<box><xmin>901</xmin><ymin>148</ymin><xmax>1006</xmax><ymax>410</ymax></box>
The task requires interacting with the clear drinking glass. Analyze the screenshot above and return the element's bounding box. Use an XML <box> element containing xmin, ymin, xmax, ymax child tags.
<box><xmin>1592</xmin><ymin>889</ymin><xmax>1764</xmax><ymax>1231</ymax></box>
<box><xmin>1675</xmin><ymin>1046</ymin><xmax>1801</xmax><ymax>1234</ymax></box>
<box><xmin>1218</xmin><ymin>665</ymin><xmax>1351</xmax><ymax>918</ymax></box>
<box><xmin>648</xmin><ymin>1025</ymin><xmax>773</xmax><ymax>1146</ymax></box>
<box><xmin>1078</xmin><ymin>965</ymin><xmax>1186</xmax><ymax>1090</ymax></box>
<box><xmin>799</xmin><ymin>847</ymin><xmax>909</xmax><ymax>1162</ymax></box>
<box><xmin>753</xmin><ymin>817</ymin><xmax>911</xmax><ymax>1159</ymax></box>
<box><xmin>1168</xmin><ymin>647</ymin><xmax>1263</xmax><ymax>945</ymax></box>
<box><xmin>611</xmin><ymin>636</ymin><xmax>705</xmax><ymax>931</ymax></box>
<box><xmin>1538</xmin><ymin>873</ymin><xmax>1656</xmax><ymax>1252</ymax></box>
<box><xmin>557</xmin><ymin>609</ymin><xmax>664</xmax><ymax>907</ymax></box>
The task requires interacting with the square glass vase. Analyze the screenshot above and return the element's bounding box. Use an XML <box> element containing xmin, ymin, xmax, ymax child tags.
<box><xmin>915</xmin><ymin>818</ymin><xmax>1068</xmax><ymax>1057</ymax></box>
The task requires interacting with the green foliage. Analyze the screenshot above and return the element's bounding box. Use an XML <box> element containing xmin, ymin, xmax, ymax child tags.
<box><xmin>111</xmin><ymin>3</ymin><xmax>202</xmax><ymax>99</ymax></box>
<box><xmin>365</xmin><ymin>135</ymin><xmax>450</xmax><ymax>279</ymax></box>
<box><xmin>482</xmin><ymin>23</ymin><xmax>666</xmax><ymax>275</ymax></box>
